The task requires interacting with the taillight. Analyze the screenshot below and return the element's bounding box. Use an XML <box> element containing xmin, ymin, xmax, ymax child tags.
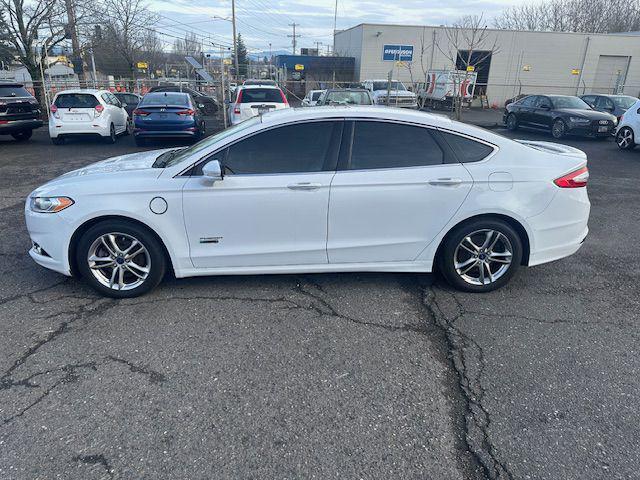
<box><xmin>94</xmin><ymin>104</ymin><xmax>104</xmax><ymax>117</ymax></box>
<box><xmin>233</xmin><ymin>105</ymin><xmax>241</xmax><ymax>114</ymax></box>
<box><xmin>280</xmin><ymin>89</ymin><xmax>288</xmax><ymax>105</ymax></box>
<box><xmin>554</xmin><ymin>166</ymin><xmax>589</xmax><ymax>188</ymax></box>
<box><xmin>133</xmin><ymin>109</ymin><xmax>150</xmax><ymax>117</ymax></box>
<box><xmin>176</xmin><ymin>109</ymin><xmax>195</xmax><ymax>116</ymax></box>
<box><xmin>50</xmin><ymin>104</ymin><xmax>59</xmax><ymax>118</ymax></box>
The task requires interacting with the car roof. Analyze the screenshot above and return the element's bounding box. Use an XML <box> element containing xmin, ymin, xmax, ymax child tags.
<box><xmin>261</xmin><ymin>106</ymin><xmax>448</xmax><ymax>126</ymax></box>
<box><xmin>325</xmin><ymin>88</ymin><xmax>369</xmax><ymax>93</ymax></box>
<box><xmin>54</xmin><ymin>89</ymin><xmax>108</xmax><ymax>96</ymax></box>
<box><xmin>0</xmin><ymin>82</ymin><xmax>24</xmax><ymax>87</ymax></box>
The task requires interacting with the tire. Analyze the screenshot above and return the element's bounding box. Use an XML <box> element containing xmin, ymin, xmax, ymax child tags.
<box><xmin>134</xmin><ymin>136</ymin><xmax>146</xmax><ymax>147</ymax></box>
<box><xmin>75</xmin><ymin>220</ymin><xmax>167</xmax><ymax>298</ymax></box>
<box><xmin>104</xmin><ymin>123</ymin><xmax>116</xmax><ymax>144</ymax></box>
<box><xmin>11</xmin><ymin>129</ymin><xmax>32</xmax><ymax>141</ymax></box>
<box><xmin>437</xmin><ymin>218</ymin><xmax>523</xmax><ymax>293</ymax></box>
<box><xmin>616</xmin><ymin>127</ymin><xmax>636</xmax><ymax>150</ymax></box>
<box><xmin>124</xmin><ymin>119</ymin><xmax>133</xmax><ymax>136</ymax></box>
<box><xmin>505</xmin><ymin>113</ymin><xmax>518</xmax><ymax>131</ymax></box>
<box><xmin>51</xmin><ymin>136</ymin><xmax>65</xmax><ymax>145</ymax></box>
<box><xmin>552</xmin><ymin>119</ymin><xmax>566</xmax><ymax>139</ymax></box>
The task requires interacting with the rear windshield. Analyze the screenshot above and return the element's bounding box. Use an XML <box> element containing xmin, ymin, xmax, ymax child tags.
<box><xmin>239</xmin><ymin>88</ymin><xmax>283</xmax><ymax>103</ymax></box>
<box><xmin>140</xmin><ymin>93</ymin><xmax>189</xmax><ymax>107</ymax></box>
<box><xmin>0</xmin><ymin>86</ymin><xmax>32</xmax><ymax>98</ymax></box>
<box><xmin>612</xmin><ymin>96</ymin><xmax>637</xmax><ymax>109</ymax></box>
<box><xmin>54</xmin><ymin>94</ymin><xmax>99</xmax><ymax>108</ymax></box>
<box><xmin>372</xmin><ymin>81</ymin><xmax>406</xmax><ymax>91</ymax></box>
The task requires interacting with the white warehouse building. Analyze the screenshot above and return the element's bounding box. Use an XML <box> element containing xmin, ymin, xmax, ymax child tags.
<box><xmin>334</xmin><ymin>23</ymin><xmax>640</xmax><ymax>106</ymax></box>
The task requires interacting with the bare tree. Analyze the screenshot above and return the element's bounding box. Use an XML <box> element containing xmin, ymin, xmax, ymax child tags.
<box><xmin>99</xmin><ymin>0</ymin><xmax>159</xmax><ymax>78</ymax></box>
<box><xmin>495</xmin><ymin>0</ymin><xmax>640</xmax><ymax>33</ymax></box>
<box><xmin>0</xmin><ymin>0</ymin><xmax>66</xmax><ymax>102</ymax></box>
<box><xmin>173</xmin><ymin>31</ymin><xmax>201</xmax><ymax>57</ymax></box>
<box><xmin>436</xmin><ymin>14</ymin><xmax>499</xmax><ymax>120</ymax></box>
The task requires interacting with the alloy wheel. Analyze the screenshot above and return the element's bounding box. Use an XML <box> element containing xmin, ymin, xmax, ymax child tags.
<box><xmin>617</xmin><ymin>128</ymin><xmax>634</xmax><ymax>149</ymax></box>
<box><xmin>453</xmin><ymin>229</ymin><xmax>513</xmax><ymax>286</ymax></box>
<box><xmin>552</xmin><ymin>120</ymin><xmax>565</xmax><ymax>139</ymax></box>
<box><xmin>87</xmin><ymin>233</ymin><xmax>151</xmax><ymax>291</ymax></box>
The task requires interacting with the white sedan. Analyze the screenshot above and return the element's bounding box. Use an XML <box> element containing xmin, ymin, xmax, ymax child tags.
<box><xmin>25</xmin><ymin>106</ymin><xmax>590</xmax><ymax>298</ymax></box>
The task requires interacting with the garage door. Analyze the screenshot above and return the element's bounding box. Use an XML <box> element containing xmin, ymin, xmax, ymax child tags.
<box><xmin>593</xmin><ymin>55</ymin><xmax>630</xmax><ymax>94</ymax></box>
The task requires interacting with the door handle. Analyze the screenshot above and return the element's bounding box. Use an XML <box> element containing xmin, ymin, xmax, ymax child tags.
<box><xmin>428</xmin><ymin>178</ymin><xmax>463</xmax><ymax>186</ymax></box>
<box><xmin>287</xmin><ymin>182</ymin><xmax>322</xmax><ymax>191</ymax></box>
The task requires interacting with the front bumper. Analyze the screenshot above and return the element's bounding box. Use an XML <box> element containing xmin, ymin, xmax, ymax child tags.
<box><xmin>567</xmin><ymin>120</ymin><xmax>615</xmax><ymax>137</ymax></box>
<box><xmin>0</xmin><ymin>119</ymin><xmax>43</xmax><ymax>134</ymax></box>
<box><xmin>24</xmin><ymin>206</ymin><xmax>73</xmax><ymax>276</ymax></box>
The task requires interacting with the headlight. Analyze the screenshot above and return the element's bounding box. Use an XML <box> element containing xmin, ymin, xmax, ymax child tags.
<box><xmin>30</xmin><ymin>196</ymin><xmax>74</xmax><ymax>213</ymax></box>
<box><xmin>569</xmin><ymin>116</ymin><xmax>590</xmax><ymax>124</ymax></box>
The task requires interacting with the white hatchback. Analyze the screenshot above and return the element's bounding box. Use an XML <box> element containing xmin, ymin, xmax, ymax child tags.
<box><xmin>615</xmin><ymin>98</ymin><xmax>640</xmax><ymax>150</ymax></box>
<box><xmin>26</xmin><ymin>106</ymin><xmax>590</xmax><ymax>298</ymax></box>
<box><xmin>228</xmin><ymin>85</ymin><xmax>289</xmax><ymax>124</ymax></box>
<box><xmin>49</xmin><ymin>89</ymin><xmax>129</xmax><ymax>144</ymax></box>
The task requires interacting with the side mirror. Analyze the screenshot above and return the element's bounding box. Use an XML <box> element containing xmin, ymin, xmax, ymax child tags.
<box><xmin>202</xmin><ymin>160</ymin><xmax>223</xmax><ymax>182</ymax></box>
<box><xmin>540</xmin><ymin>104</ymin><xmax>550</xmax><ymax>110</ymax></box>
<box><xmin>198</xmin><ymin>103</ymin><xmax>205</xmax><ymax>109</ymax></box>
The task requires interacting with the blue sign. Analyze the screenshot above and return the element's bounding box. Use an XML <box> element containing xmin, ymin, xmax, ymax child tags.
<box><xmin>382</xmin><ymin>45</ymin><xmax>414</xmax><ymax>62</ymax></box>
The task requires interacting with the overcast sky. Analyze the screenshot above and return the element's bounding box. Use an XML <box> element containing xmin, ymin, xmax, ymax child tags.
<box><xmin>151</xmin><ymin>0</ymin><xmax>528</xmax><ymax>53</ymax></box>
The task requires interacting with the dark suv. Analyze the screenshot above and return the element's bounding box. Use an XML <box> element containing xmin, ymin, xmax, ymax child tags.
<box><xmin>0</xmin><ymin>83</ymin><xmax>43</xmax><ymax>141</ymax></box>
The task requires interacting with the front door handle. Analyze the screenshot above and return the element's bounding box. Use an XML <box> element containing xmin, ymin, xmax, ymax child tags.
<box><xmin>428</xmin><ymin>177</ymin><xmax>463</xmax><ymax>186</ymax></box>
<box><xmin>287</xmin><ymin>182</ymin><xmax>322</xmax><ymax>191</ymax></box>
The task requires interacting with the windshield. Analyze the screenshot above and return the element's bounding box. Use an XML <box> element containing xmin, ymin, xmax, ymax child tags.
<box><xmin>325</xmin><ymin>91</ymin><xmax>372</xmax><ymax>105</ymax></box>
<box><xmin>372</xmin><ymin>81</ymin><xmax>406</xmax><ymax>91</ymax></box>
<box><xmin>311</xmin><ymin>91</ymin><xmax>322</xmax><ymax>101</ymax></box>
<box><xmin>551</xmin><ymin>96</ymin><xmax>590</xmax><ymax>109</ymax></box>
<box><xmin>612</xmin><ymin>96</ymin><xmax>637</xmax><ymax>109</ymax></box>
<box><xmin>0</xmin><ymin>85</ymin><xmax>32</xmax><ymax>97</ymax></box>
<box><xmin>239</xmin><ymin>88</ymin><xmax>283</xmax><ymax>103</ymax></box>
<box><xmin>153</xmin><ymin>117</ymin><xmax>261</xmax><ymax>168</ymax></box>
<box><xmin>54</xmin><ymin>94</ymin><xmax>99</xmax><ymax>108</ymax></box>
<box><xmin>140</xmin><ymin>93</ymin><xmax>189</xmax><ymax>107</ymax></box>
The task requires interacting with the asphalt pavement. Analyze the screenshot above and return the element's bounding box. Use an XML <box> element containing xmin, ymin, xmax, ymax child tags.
<box><xmin>0</xmin><ymin>119</ymin><xmax>638</xmax><ymax>480</ymax></box>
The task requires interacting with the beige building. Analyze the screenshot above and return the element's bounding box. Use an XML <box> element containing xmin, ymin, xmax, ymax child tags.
<box><xmin>334</xmin><ymin>23</ymin><xmax>640</xmax><ymax>106</ymax></box>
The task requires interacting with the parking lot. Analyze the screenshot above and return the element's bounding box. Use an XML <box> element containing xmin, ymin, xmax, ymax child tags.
<box><xmin>0</xmin><ymin>119</ymin><xmax>639</xmax><ymax>479</ymax></box>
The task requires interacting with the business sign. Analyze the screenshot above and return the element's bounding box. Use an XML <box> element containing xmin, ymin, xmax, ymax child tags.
<box><xmin>383</xmin><ymin>44</ymin><xmax>414</xmax><ymax>62</ymax></box>
<box><xmin>466</xmin><ymin>65</ymin><xmax>475</xmax><ymax>72</ymax></box>
<box><xmin>294</xmin><ymin>64</ymin><xmax>305</xmax><ymax>71</ymax></box>
<box><xmin>571</xmin><ymin>68</ymin><xmax>580</xmax><ymax>75</ymax></box>
<box><xmin>136</xmin><ymin>62</ymin><xmax>148</xmax><ymax>69</ymax></box>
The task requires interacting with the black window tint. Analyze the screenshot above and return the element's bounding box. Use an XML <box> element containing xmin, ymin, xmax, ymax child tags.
<box><xmin>536</xmin><ymin>97</ymin><xmax>551</xmax><ymax>108</ymax></box>
<box><xmin>519</xmin><ymin>96</ymin><xmax>536</xmax><ymax>107</ymax></box>
<box><xmin>224</xmin><ymin>122</ymin><xmax>335</xmax><ymax>174</ymax></box>
<box><xmin>349</xmin><ymin>122</ymin><xmax>443</xmax><ymax>170</ymax></box>
<box><xmin>55</xmin><ymin>94</ymin><xmax>99</xmax><ymax>108</ymax></box>
<box><xmin>441</xmin><ymin>132</ymin><xmax>494</xmax><ymax>163</ymax></box>
<box><xmin>0</xmin><ymin>86</ymin><xmax>31</xmax><ymax>97</ymax></box>
<box><xmin>239</xmin><ymin>88</ymin><xmax>283</xmax><ymax>103</ymax></box>
<box><xmin>582</xmin><ymin>95</ymin><xmax>596</xmax><ymax>105</ymax></box>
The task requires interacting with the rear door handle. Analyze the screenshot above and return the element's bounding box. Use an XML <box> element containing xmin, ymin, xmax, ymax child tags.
<box><xmin>287</xmin><ymin>182</ymin><xmax>322</xmax><ymax>191</ymax></box>
<box><xmin>428</xmin><ymin>177</ymin><xmax>463</xmax><ymax>186</ymax></box>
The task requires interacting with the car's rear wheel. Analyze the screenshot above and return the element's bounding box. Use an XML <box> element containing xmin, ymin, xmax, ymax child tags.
<box><xmin>438</xmin><ymin>219</ymin><xmax>523</xmax><ymax>293</ymax></box>
<box><xmin>616</xmin><ymin>127</ymin><xmax>636</xmax><ymax>150</ymax></box>
<box><xmin>506</xmin><ymin>113</ymin><xmax>518</xmax><ymax>131</ymax></box>
<box><xmin>104</xmin><ymin>124</ymin><xmax>116</xmax><ymax>144</ymax></box>
<box><xmin>76</xmin><ymin>220</ymin><xmax>166</xmax><ymax>298</ymax></box>
<box><xmin>552</xmin><ymin>119</ymin><xmax>566</xmax><ymax>139</ymax></box>
<box><xmin>51</xmin><ymin>136</ymin><xmax>65</xmax><ymax>145</ymax></box>
<box><xmin>12</xmin><ymin>129</ymin><xmax>33</xmax><ymax>141</ymax></box>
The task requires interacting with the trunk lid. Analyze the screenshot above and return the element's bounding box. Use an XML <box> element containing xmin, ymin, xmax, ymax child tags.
<box><xmin>514</xmin><ymin>140</ymin><xmax>587</xmax><ymax>160</ymax></box>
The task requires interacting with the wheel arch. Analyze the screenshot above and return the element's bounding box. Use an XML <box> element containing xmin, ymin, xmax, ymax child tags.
<box><xmin>434</xmin><ymin>213</ymin><xmax>531</xmax><ymax>268</ymax></box>
<box><xmin>68</xmin><ymin>215</ymin><xmax>175</xmax><ymax>277</ymax></box>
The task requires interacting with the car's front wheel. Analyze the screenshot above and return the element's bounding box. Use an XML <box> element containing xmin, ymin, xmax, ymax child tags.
<box><xmin>506</xmin><ymin>113</ymin><xmax>518</xmax><ymax>131</ymax></box>
<box><xmin>616</xmin><ymin>127</ymin><xmax>636</xmax><ymax>150</ymax></box>
<box><xmin>438</xmin><ymin>219</ymin><xmax>523</xmax><ymax>293</ymax></box>
<box><xmin>552</xmin><ymin>119</ymin><xmax>566</xmax><ymax>139</ymax></box>
<box><xmin>76</xmin><ymin>220</ymin><xmax>166</xmax><ymax>298</ymax></box>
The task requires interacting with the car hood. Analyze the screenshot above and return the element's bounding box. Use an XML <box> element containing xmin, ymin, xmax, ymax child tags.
<box><xmin>559</xmin><ymin>108</ymin><xmax>614</xmax><ymax>120</ymax></box>
<box><xmin>55</xmin><ymin>148</ymin><xmax>176</xmax><ymax>180</ymax></box>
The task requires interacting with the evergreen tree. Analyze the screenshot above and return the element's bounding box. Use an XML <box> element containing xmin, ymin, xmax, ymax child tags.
<box><xmin>234</xmin><ymin>34</ymin><xmax>248</xmax><ymax>78</ymax></box>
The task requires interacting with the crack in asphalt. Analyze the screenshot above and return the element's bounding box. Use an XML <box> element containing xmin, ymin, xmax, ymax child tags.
<box><xmin>421</xmin><ymin>285</ymin><xmax>513</xmax><ymax>480</ymax></box>
<box><xmin>72</xmin><ymin>453</ymin><xmax>114</xmax><ymax>478</ymax></box>
<box><xmin>106</xmin><ymin>355</ymin><xmax>166</xmax><ymax>384</ymax></box>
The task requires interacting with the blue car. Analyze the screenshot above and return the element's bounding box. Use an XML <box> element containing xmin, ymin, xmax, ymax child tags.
<box><xmin>133</xmin><ymin>92</ymin><xmax>206</xmax><ymax>145</ymax></box>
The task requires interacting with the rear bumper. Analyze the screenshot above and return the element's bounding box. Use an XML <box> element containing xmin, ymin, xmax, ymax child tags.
<box><xmin>0</xmin><ymin>119</ymin><xmax>43</xmax><ymax>133</ymax></box>
<box><xmin>49</xmin><ymin>120</ymin><xmax>110</xmax><ymax>138</ymax></box>
<box><xmin>134</xmin><ymin>130</ymin><xmax>198</xmax><ymax>138</ymax></box>
<box><xmin>526</xmin><ymin>187</ymin><xmax>590</xmax><ymax>266</ymax></box>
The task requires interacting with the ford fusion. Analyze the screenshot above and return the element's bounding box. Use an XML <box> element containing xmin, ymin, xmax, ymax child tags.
<box><xmin>25</xmin><ymin>107</ymin><xmax>590</xmax><ymax>298</ymax></box>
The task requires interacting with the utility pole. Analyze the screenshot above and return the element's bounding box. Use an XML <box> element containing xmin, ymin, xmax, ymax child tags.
<box><xmin>269</xmin><ymin>42</ymin><xmax>272</xmax><ymax>78</ymax></box>
<box><xmin>314</xmin><ymin>41</ymin><xmax>323</xmax><ymax>55</ymax></box>
<box><xmin>63</xmin><ymin>0</ymin><xmax>87</xmax><ymax>85</ymax></box>
<box><xmin>231</xmin><ymin>0</ymin><xmax>239</xmax><ymax>79</ymax></box>
<box><xmin>333</xmin><ymin>0</ymin><xmax>338</xmax><ymax>55</ymax></box>
<box><xmin>288</xmin><ymin>23</ymin><xmax>301</xmax><ymax>55</ymax></box>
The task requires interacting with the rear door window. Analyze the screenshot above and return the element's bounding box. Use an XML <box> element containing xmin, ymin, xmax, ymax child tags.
<box><xmin>519</xmin><ymin>96</ymin><xmax>536</xmax><ymax>107</ymax></box>
<box><xmin>239</xmin><ymin>88</ymin><xmax>283</xmax><ymax>103</ymax></box>
<box><xmin>348</xmin><ymin>121</ymin><xmax>443</xmax><ymax>170</ymax></box>
<box><xmin>54</xmin><ymin>94</ymin><xmax>99</xmax><ymax>108</ymax></box>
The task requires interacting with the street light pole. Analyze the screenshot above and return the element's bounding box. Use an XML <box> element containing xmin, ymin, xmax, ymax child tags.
<box><xmin>231</xmin><ymin>0</ymin><xmax>239</xmax><ymax>79</ymax></box>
